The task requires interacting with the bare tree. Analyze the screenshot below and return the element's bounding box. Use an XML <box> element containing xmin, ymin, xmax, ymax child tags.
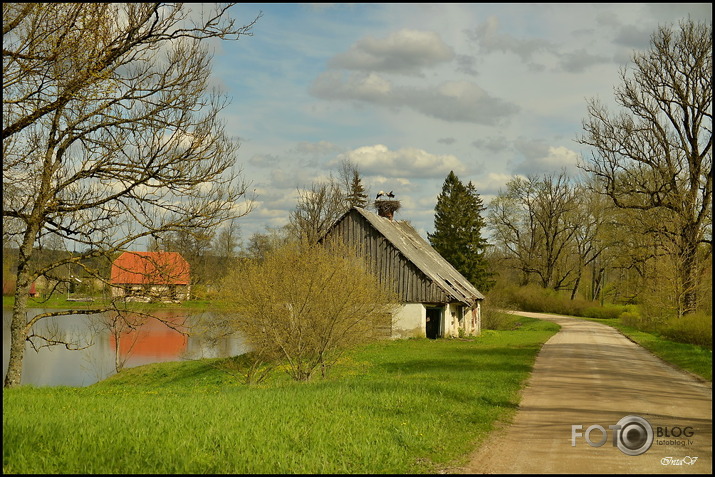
<box><xmin>2</xmin><ymin>3</ymin><xmax>260</xmax><ymax>387</ymax></box>
<box><xmin>164</xmin><ymin>226</ymin><xmax>216</xmax><ymax>289</ymax></box>
<box><xmin>95</xmin><ymin>311</ymin><xmax>147</xmax><ymax>374</ymax></box>
<box><xmin>488</xmin><ymin>172</ymin><xmax>581</xmax><ymax>290</ymax></box>
<box><xmin>213</xmin><ymin>218</ymin><xmax>241</xmax><ymax>261</ymax></box>
<box><xmin>288</xmin><ymin>178</ymin><xmax>346</xmax><ymax>243</ymax></box>
<box><xmin>577</xmin><ymin>19</ymin><xmax>712</xmax><ymax>316</ymax></box>
<box><xmin>243</xmin><ymin>226</ymin><xmax>290</xmax><ymax>262</ymax></box>
<box><xmin>568</xmin><ymin>184</ymin><xmax>610</xmax><ymax>300</ymax></box>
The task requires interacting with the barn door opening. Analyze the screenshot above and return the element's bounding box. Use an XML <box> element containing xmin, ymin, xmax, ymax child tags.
<box><xmin>425</xmin><ymin>306</ymin><xmax>443</xmax><ymax>339</ymax></box>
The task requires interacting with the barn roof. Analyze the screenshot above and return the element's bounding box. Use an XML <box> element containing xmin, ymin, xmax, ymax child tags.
<box><xmin>327</xmin><ymin>207</ymin><xmax>484</xmax><ymax>305</ymax></box>
<box><xmin>110</xmin><ymin>251</ymin><xmax>190</xmax><ymax>285</ymax></box>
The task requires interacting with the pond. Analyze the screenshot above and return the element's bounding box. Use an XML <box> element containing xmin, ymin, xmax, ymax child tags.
<box><xmin>2</xmin><ymin>308</ymin><xmax>248</xmax><ymax>387</ymax></box>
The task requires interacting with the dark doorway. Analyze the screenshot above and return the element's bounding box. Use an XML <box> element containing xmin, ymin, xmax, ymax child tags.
<box><xmin>425</xmin><ymin>307</ymin><xmax>443</xmax><ymax>339</ymax></box>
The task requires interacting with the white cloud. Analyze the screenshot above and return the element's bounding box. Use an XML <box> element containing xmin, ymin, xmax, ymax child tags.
<box><xmin>290</xmin><ymin>140</ymin><xmax>342</xmax><ymax>156</ymax></box>
<box><xmin>328</xmin><ymin>29</ymin><xmax>454</xmax><ymax>75</ymax></box>
<box><xmin>311</xmin><ymin>71</ymin><xmax>392</xmax><ymax>101</ymax></box>
<box><xmin>371</xmin><ymin>175</ymin><xmax>412</xmax><ymax>187</ymax></box>
<box><xmin>471</xmin><ymin>172</ymin><xmax>517</xmax><ymax>197</ymax></box>
<box><xmin>557</xmin><ymin>49</ymin><xmax>610</xmax><ymax>73</ymax></box>
<box><xmin>248</xmin><ymin>153</ymin><xmax>282</xmax><ymax>168</ymax></box>
<box><xmin>212</xmin><ymin>3</ymin><xmax>711</xmax><ymax>242</ymax></box>
<box><xmin>333</xmin><ymin>144</ymin><xmax>466</xmax><ymax>179</ymax></box>
<box><xmin>513</xmin><ymin>144</ymin><xmax>580</xmax><ymax>176</ymax></box>
<box><xmin>408</xmin><ymin>81</ymin><xmax>520</xmax><ymax>124</ymax></box>
<box><xmin>311</xmin><ymin>74</ymin><xmax>519</xmax><ymax>125</ymax></box>
<box><xmin>466</xmin><ymin>16</ymin><xmax>553</xmax><ymax>64</ymax></box>
<box><xmin>472</xmin><ymin>135</ymin><xmax>511</xmax><ymax>154</ymax></box>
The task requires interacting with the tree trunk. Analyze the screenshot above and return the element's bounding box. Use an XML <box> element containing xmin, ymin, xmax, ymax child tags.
<box><xmin>679</xmin><ymin>239</ymin><xmax>699</xmax><ymax>317</ymax></box>
<box><xmin>570</xmin><ymin>273</ymin><xmax>581</xmax><ymax>301</ymax></box>
<box><xmin>4</xmin><ymin>223</ymin><xmax>41</xmax><ymax>388</ymax></box>
<box><xmin>4</xmin><ymin>268</ymin><xmax>32</xmax><ymax>388</ymax></box>
<box><xmin>114</xmin><ymin>331</ymin><xmax>124</xmax><ymax>373</ymax></box>
<box><xmin>592</xmin><ymin>268</ymin><xmax>605</xmax><ymax>305</ymax></box>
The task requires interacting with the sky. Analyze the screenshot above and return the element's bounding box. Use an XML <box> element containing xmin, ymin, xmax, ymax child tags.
<box><xmin>206</xmin><ymin>3</ymin><xmax>712</xmax><ymax>243</ymax></box>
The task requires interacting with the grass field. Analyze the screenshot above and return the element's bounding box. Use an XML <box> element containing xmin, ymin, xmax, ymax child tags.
<box><xmin>4</xmin><ymin>310</ymin><xmax>711</xmax><ymax>474</ymax></box>
<box><xmin>3</xmin><ymin>316</ymin><xmax>559</xmax><ymax>474</ymax></box>
<box><xmin>2</xmin><ymin>295</ymin><xmax>216</xmax><ymax>312</ymax></box>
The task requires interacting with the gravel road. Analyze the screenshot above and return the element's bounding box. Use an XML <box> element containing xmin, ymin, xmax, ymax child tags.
<box><xmin>457</xmin><ymin>312</ymin><xmax>712</xmax><ymax>474</ymax></box>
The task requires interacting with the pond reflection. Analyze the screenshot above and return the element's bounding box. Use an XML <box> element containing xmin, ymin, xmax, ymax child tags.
<box><xmin>2</xmin><ymin>308</ymin><xmax>247</xmax><ymax>387</ymax></box>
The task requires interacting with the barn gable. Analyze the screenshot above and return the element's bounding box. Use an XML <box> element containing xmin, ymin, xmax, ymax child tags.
<box><xmin>322</xmin><ymin>207</ymin><xmax>484</xmax><ymax>307</ymax></box>
<box><xmin>321</xmin><ymin>207</ymin><xmax>483</xmax><ymax>339</ymax></box>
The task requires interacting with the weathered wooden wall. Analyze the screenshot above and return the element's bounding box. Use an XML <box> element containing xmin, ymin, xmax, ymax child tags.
<box><xmin>324</xmin><ymin>209</ymin><xmax>452</xmax><ymax>304</ymax></box>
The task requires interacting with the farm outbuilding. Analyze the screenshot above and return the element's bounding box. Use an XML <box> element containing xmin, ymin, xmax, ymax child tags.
<box><xmin>110</xmin><ymin>251</ymin><xmax>191</xmax><ymax>302</ymax></box>
<box><xmin>320</xmin><ymin>206</ymin><xmax>484</xmax><ymax>339</ymax></box>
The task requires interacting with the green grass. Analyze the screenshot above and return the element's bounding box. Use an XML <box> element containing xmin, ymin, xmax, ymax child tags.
<box><xmin>3</xmin><ymin>317</ymin><xmax>559</xmax><ymax>474</ymax></box>
<box><xmin>2</xmin><ymin>295</ymin><xmax>215</xmax><ymax>312</ymax></box>
<box><xmin>572</xmin><ymin>316</ymin><xmax>712</xmax><ymax>381</ymax></box>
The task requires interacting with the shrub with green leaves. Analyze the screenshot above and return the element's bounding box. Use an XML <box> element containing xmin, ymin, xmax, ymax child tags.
<box><xmin>219</xmin><ymin>240</ymin><xmax>399</xmax><ymax>381</ymax></box>
<box><xmin>659</xmin><ymin>313</ymin><xmax>713</xmax><ymax>348</ymax></box>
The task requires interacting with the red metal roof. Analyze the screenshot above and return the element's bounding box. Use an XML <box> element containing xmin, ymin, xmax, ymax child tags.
<box><xmin>110</xmin><ymin>251</ymin><xmax>190</xmax><ymax>285</ymax></box>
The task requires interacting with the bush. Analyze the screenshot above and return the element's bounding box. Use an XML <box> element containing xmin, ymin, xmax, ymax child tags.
<box><xmin>480</xmin><ymin>308</ymin><xmax>522</xmax><ymax>330</ymax></box>
<box><xmin>481</xmin><ymin>287</ymin><xmax>520</xmax><ymax>330</ymax></box>
<box><xmin>219</xmin><ymin>240</ymin><xmax>399</xmax><ymax>381</ymax></box>
<box><xmin>582</xmin><ymin>304</ymin><xmax>635</xmax><ymax>320</ymax></box>
<box><xmin>658</xmin><ymin>312</ymin><xmax>713</xmax><ymax>348</ymax></box>
<box><xmin>215</xmin><ymin>352</ymin><xmax>276</xmax><ymax>385</ymax></box>
<box><xmin>618</xmin><ymin>311</ymin><xmax>642</xmax><ymax>327</ymax></box>
<box><xmin>499</xmin><ymin>283</ymin><xmax>592</xmax><ymax>317</ymax></box>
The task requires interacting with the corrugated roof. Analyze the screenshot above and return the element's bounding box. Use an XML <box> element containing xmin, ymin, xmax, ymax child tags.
<box><xmin>333</xmin><ymin>207</ymin><xmax>484</xmax><ymax>305</ymax></box>
<box><xmin>110</xmin><ymin>251</ymin><xmax>190</xmax><ymax>285</ymax></box>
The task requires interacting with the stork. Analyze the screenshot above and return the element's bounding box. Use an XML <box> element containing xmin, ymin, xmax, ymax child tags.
<box><xmin>376</xmin><ymin>191</ymin><xmax>385</xmax><ymax>199</ymax></box>
<box><xmin>387</xmin><ymin>190</ymin><xmax>394</xmax><ymax>198</ymax></box>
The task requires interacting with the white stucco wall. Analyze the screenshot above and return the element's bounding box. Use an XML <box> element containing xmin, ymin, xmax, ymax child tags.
<box><xmin>443</xmin><ymin>303</ymin><xmax>481</xmax><ymax>337</ymax></box>
<box><xmin>390</xmin><ymin>301</ymin><xmax>481</xmax><ymax>339</ymax></box>
<box><xmin>391</xmin><ymin>303</ymin><xmax>426</xmax><ymax>338</ymax></box>
<box><xmin>443</xmin><ymin>303</ymin><xmax>460</xmax><ymax>337</ymax></box>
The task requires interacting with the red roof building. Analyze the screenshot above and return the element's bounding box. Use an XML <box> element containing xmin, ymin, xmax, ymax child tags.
<box><xmin>110</xmin><ymin>251</ymin><xmax>191</xmax><ymax>302</ymax></box>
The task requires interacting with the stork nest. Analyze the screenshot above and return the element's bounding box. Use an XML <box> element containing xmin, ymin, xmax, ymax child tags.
<box><xmin>374</xmin><ymin>199</ymin><xmax>401</xmax><ymax>217</ymax></box>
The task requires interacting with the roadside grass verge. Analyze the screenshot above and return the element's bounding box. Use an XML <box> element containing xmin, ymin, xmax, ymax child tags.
<box><xmin>3</xmin><ymin>317</ymin><xmax>559</xmax><ymax>474</ymax></box>
<box><xmin>568</xmin><ymin>317</ymin><xmax>712</xmax><ymax>382</ymax></box>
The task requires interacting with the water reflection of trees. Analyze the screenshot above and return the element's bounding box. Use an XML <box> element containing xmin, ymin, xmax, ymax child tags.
<box><xmin>3</xmin><ymin>309</ymin><xmax>247</xmax><ymax>386</ymax></box>
<box><xmin>96</xmin><ymin>310</ymin><xmax>190</xmax><ymax>373</ymax></box>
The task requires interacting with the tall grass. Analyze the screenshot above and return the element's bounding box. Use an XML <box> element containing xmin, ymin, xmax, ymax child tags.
<box><xmin>3</xmin><ymin>318</ymin><xmax>559</xmax><ymax>474</ymax></box>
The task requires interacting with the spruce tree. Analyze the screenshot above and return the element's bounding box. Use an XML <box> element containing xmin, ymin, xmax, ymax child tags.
<box><xmin>428</xmin><ymin>171</ymin><xmax>495</xmax><ymax>292</ymax></box>
<box><xmin>346</xmin><ymin>170</ymin><xmax>368</xmax><ymax>208</ymax></box>
<box><xmin>463</xmin><ymin>181</ymin><xmax>495</xmax><ymax>292</ymax></box>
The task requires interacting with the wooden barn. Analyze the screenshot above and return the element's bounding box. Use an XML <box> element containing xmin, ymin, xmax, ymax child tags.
<box><xmin>321</xmin><ymin>206</ymin><xmax>484</xmax><ymax>339</ymax></box>
<box><xmin>110</xmin><ymin>251</ymin><xmax>191</xmax><ymax>302</ymax></box>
